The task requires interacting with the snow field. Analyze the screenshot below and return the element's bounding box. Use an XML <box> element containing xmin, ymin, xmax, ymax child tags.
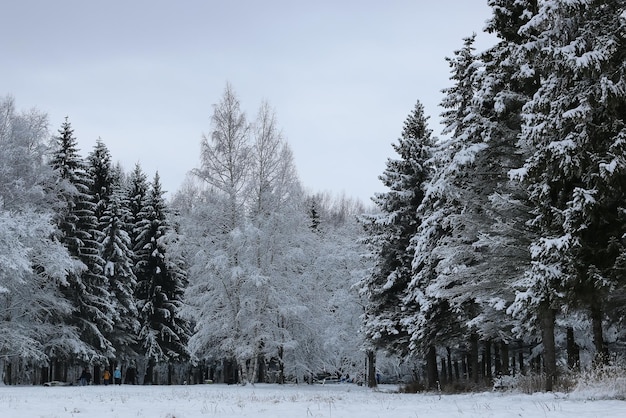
<box><xmin>0</xmin><ymin>383</ymin><xmax>625</xmax><ymax>418</ymax></box>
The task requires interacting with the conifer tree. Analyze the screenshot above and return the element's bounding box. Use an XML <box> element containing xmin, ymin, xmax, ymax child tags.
<box><xmin>87</xmin><ymin>140</ymin><xmax>139</xmax><ymax>358</ymax></box>
<box><xmin>358</xmin><ymin>101</ymin><xmax>434</xmax><ymax>357</ymax></box>
<box><xmin>401</xmin><ymin>38</ymin><xmax>483</xmax><ymax>386</ymax></box>
<box><xmin>126</xmin><ymin>163</ymin><xmax>150</xmax><ymax>257</ymax></box>
<box><xmin>134</xmin><ymin>172</ymin><xmax>190</xmax><ymax>383</ymax></box>
<box><xmin>87</xmin><ymin>138</ymin><xmax>115</xmax><ymax>224</ymax></box>
<box><xmin>512</xmin><ymin>1</ymin><xmax>626</xmax><ymax>387</ymax></box>
<box><xmin>50</xmin><ymin>118</ymin><xmax>115</xmax><ymax>362</ymax></box>
<box><xmin>101</xmin><ymin>184</ymin><xmax>139</xmax><ymax>358</ymax></box>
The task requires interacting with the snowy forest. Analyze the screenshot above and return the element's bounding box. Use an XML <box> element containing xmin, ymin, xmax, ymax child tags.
<box><xmin>3</xmin><ymin>0</ymin><xmax>626</xmax><ymax>394</ymax></box>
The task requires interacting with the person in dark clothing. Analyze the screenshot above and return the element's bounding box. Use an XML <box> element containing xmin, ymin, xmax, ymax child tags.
<box><xmin>79</xmin><ymin>369</ymin><xmax>89</xmax><ymax>386</ymax></box>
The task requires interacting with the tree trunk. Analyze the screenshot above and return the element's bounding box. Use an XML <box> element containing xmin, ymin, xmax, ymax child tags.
<box><xmin>461</xmin><ymin>356</ymin><xmax>467</xmax><ymax>380</ymax></box>
<box><xmin>484</xmin><ymin>340</ymin><xmax>492</xmax><ymax>381</ymax></box>
<box><xmin>366</xmin><ymin>350</ymin><xmax>377</xmax><ymax>388</ymax></box>
<box><xmin>440</xmin><ymin>357</ymin><xmax>447</xmax><ymax>386</ymax></box>
<box><xmin>40</xmin><ymin>366</ymin><xmax>49</xmax><ymax>385</ymax></box>
<box><xmin>250</xmin><ymin>356</ymin><xmax>259</xmax><ymax>384</ymax></box>
<box><xmin>426</xmin><ymin>345</ymin><xmax>439</xmax><ymax>389</ymax></box>
<box><xmin>518</xmin><ymin>341</ymin><xmax>525</xmax><ymax>375</ymax></box>
<box><xmin>590</xmin><ymin>304</ymin><xmax>608</xmax><ymax>365</ymax></box>
<box><xmin>257</xmin><ymin>352</ymin><xmax>265</xmax><ymax>383</ymax></box>
<box><xmin>93</xmin><ymin>365</ymin><xmax>101</xmax><ymax>385</ymax></box>
<box><xmin>512</xmin><ymin>351</ymin><xmax>516</xmax><ymax>377</ymax></box>
<box><xmin>494</xmin><ymin>342</ymin><xmax>502</xmax><ymax>376</ymax></box>
<box><xmin>541</xmin><ymin>306</ymin><xmax>557</xmax><ymax>392</ymax></box>
<box><xmin>470</xmin><ymin>333</ymin><xmax>479</xmax><ymax>383</ymax></box>
<box><xmin>144</xmin><ymin>360</ymin><xmax>154</xmax><ymax>385</ymax></box>
<box><xmin>446</xmin><ymin>347</ymin><xmax>453</xmax><ymax>383</ymax></box>
<box><xmin>566</xmin><ymin>327</ymin><xmax>580</xmax><ymax>370</ymax></box>
<box><xmin>53</xmin><ymin>359</ymin><xmax>63</xmax><ymax>381</ymax></box>
<box><xmin>278</xmin><ymin>346</ymin><xmax>285</xmax><ymax>384</ymax></box>
<box><xmin>501</xmin><ymin>342</ymin><xmax>510</xmax><ymax>375</ymax></box>
<box><xmin>1</xmin><ymin>358</ymin><xmax>7</xmax><ymax>385</ymax></box>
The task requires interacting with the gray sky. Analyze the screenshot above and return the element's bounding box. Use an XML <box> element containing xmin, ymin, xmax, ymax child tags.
<box><xmin>2</xmin><ymin>0</ymin><xmax>496</xmax><ymax>203</ymax></box>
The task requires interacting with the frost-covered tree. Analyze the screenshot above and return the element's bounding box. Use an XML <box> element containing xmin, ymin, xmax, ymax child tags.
<box><xmin>184</xmin><ymin>84</ymin><xmax>253</xmax><ymax>382</ymax></box>
<box><xmin>50</xmin><ymin>118</ymin><xmax>115</xmax><ymax>363</ymax></box>
<box><xmin>134</xmin><ymin>172</ymin><xmax>190</xmax><ymax>383</ymax></box>
<box><xmin>87</xmin><ymin>138</ymin><xmax>115</xmax><ymax>224</ymax></box>
<box><xmin>237</xmin><ymin>101</ymin><xmax>308</xmax><ymax>383</ymax></box>
<box><xmin>180</xmin><ymin>86</ymin><xmax>370</xmax><ymax>384</ymax></box>
<box><xmin>510</xmin><ymin>0</ymin><xmax>626</xmax><ymax>389</ymax></box>
<box><xmin>468</xmin><ymin>0</ymin><xmax>538</xmax><ymax>341</ymax></box>
<box><xmin>184</xmin><ymin>91</ymin><xmax>315</xmax><ymax>384</ymax></box>
<box><xmin>401</xmin><ymin>37</ymin><xmax>485</xmax><ymax>387</ymax></box>
<box><xmin>358</xmin><ymin>101</ymin><xmax>434</xmax><ymax>360</ymax></box>
<box><xmin>194</xmin><ymin>82</ymin><xmax>251</xmax><ymax>229</ymax></box>
<box><xmin>126</xmin><ymin>162</ymin><xmax>150</xmax><ymax>251</ymax></box>
<box><xmin>0</xmin><ymin>97</ymin><xmax>81</xmax><ymax>379</ymax></box>
<box><xmin>86</xmin><ymin>139</ymin><xmax>139</xmax><ymax>359</ymax></box>
<box><xmin>100</xmin><ymin>184</ymin><xmax>139</xmax><ymax>358</ymax></box>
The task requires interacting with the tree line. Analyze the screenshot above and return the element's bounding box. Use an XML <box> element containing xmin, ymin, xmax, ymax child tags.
<box><xmin>359</xmin><ymin>0</ymin><xmax>626</xmax><ymax>392</ymax></box>
<box><xmin>0</xmin><ymin>99</ymin><xmax>191</xmax><ymax>384</ymax></box>
<box><xmin>3</xmin><ymin>0</ymin><xmax>626</xmax><ymax>392</ymax></box>
<box><xmin>0</xmin><ymin>87</ymin><xmax>371</xmax><ymax>386</ymax></box>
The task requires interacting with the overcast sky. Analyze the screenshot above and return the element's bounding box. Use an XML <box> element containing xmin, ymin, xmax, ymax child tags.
<box><xmin>2</xmin><ymin>0</ymin><xmax>496</xmax><ymax>204</ymax></box>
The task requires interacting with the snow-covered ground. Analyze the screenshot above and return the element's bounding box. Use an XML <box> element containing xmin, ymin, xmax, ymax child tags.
<box><xmin>0</xmin><ymin>383</ymin><xmax>624</xmax><ymax>418</ymax></box>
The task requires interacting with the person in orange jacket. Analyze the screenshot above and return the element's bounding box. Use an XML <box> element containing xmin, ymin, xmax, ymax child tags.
<box><xmin>103</xmin><ymin>369</ymin><xmax>111</xmax><ymax>385</ymax></box>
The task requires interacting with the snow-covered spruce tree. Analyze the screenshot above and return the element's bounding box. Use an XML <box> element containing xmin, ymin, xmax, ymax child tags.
<box><xmin>357</xmin><ymin>101</ymin><xmax>434</xmax><ymax>367</ymax></box>
<box><xmin>0</xmin><ymin>97</ymin><xmax>81</xmax><ymax>383</ymax></box>
<box><xmin>87</xmin><ymin>138</ymin><xmax>115</xmax><ymax>225</ymax></box>
<box><xmin>134</xmin><ymin>172</ymin><xmax>190</xmax><ymax>384</ymax></box>
<box><xmin>442</xmin><ymin>0</ymin><xmax>539</xmax><ymax>378</ymax></box>
<box><xmin>100</xmin><ymin>182</ymin><xmax>139</xmax><ymax>359</ymax></box>
<box><xmin>126</xmin><ymin>162</ymin><xmax>150</xmax><ymax>253</ymax></box>
<box><xmin>401</xmin><ymin>37</ymin><xmax>486</xmax><ymax>387</ymax></box>
<box><xmin>510</xmin><ymin>1</ymin><xmax>626</xmax><ymax>388</ymax></box>
<box><xmin>87</xmin><ymin>140</ymin><xmax>139</xmax><ymax>361</ymax></box>
<box><xmin>49</xmin><ymin>118</ymin><xmax>115</xmax><ymax>365</ymax></box>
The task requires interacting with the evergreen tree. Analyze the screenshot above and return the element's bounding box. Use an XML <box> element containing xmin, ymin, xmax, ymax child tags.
<box><xmin>134</xmin><ymin>172</ymin><xmax>190</xmax><ymax>383</ymax></box>
<box><xmin>126</xmin><ymin>162</ymin><xmax>150</xmax><ymax>257</ymax></box>
<box><xmin>50</xmin><ymin>118</ymin><xmax>115</xmax><ymax>362</ymax></box>
<box><xmin>511</xmin><ymin>0</ymin><xmax>626</xmax><ymax>388</ymax></box>
<box><xmin>87</xmin><ymin>138</ymin><xmax>115</xmax><ymax>224</ymax></box>
<box><xmin>101</xmin><ymin>184</ymin><xmax>139</xmax><ymax>358</ymax></box>
<box><xmin>401</xmin><ymin>38</ymin><xmax>484</xmax><ymax>387</ymax></box>
<box><xmin>358</xmin><ymin>101</ymin><xmax>434</xmax><ymax>357</ymax></box>
<box><xmin>87</xmin><ymin>139</ymin><xmax>139</xmax><ymax>358</ymax></box>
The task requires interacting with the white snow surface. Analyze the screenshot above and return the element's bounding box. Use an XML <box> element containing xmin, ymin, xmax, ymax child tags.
<box><xmin>0</xmin><ymin>383</ymin><xmax>624</xmax><ymax>418</ymax></box>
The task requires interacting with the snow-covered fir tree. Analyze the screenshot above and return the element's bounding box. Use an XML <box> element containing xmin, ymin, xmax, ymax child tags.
<box><xmin>100</xmin><ymin>181</ymin><xmax>139</xmax><ymax>358</ymax></box>
<box><xmin>358</xmin><ymin>100</ymin><xmax>434</xmax><ymax>360</ymax></box>
<box><xmin>400</xmin><ymin>37</ymin><xmax>485</xmax><ymax>387</ymax></box>
<box><xmin>126</xmin><ymin>162</ymin><xmax>150</xmax><ymax>249</ymax></box>
<box><xmin>49</xmin><ymin>117</ymin><xmax>115</xmax><ymax>364</ymax></box>
<box><xmin>509</xmin><ymin>0</ymin><xmax>626</xmax><ymax>389</ymax></box>
<box><xmin>134</xmin><ymin>172</ymin><xmax>190</xmax><ymax>384</ymax></box>
<box><xmin>87</xmin><ymin>138</ymin><xmax>115</xmax><ymax>224</ymax></box>
<box><xmin>87</xmin><ymin>139</ymin><xmax>139</xmax><ymax>359</ymax></box>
